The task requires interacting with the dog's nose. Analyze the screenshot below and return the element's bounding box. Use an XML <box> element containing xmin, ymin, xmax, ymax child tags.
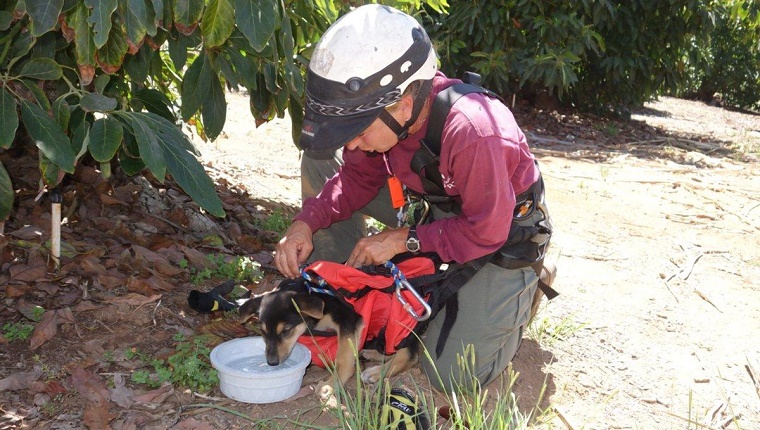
<box><xmin>267</xmin><ymin>357</ymin><xmax>280</xmax><ymax>366</ymax></box>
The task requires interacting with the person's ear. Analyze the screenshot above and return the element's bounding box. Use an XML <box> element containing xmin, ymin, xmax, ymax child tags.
<box><xmin>401</xmin><ymin>94</ymin><xmax>415</xmax><ymax>121</ymax></box>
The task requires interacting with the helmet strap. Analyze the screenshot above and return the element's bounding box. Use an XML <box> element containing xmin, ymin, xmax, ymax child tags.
<box><xmin>378</xmin><ymin>80</ymin><xmax>433</xmax><ymax>142</ymax></box>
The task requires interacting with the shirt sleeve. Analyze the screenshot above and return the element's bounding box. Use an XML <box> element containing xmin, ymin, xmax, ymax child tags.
<box><xmin>295</xmin><ymin>149</ymin><xmax>388</xmax><ymax>232</ymax></box>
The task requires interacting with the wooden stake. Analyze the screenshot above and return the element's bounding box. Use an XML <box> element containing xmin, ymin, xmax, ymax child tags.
<box><xmin>51</xmin><ymin>188</ymin><xmax>62</xmax><ymax>269</ymax></box>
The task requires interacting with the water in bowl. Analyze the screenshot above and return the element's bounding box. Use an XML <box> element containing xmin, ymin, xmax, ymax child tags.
<box><xmin>227</xmin><ymin>353</ymin><xmax>301</xmax><ymax>373</ymax></box>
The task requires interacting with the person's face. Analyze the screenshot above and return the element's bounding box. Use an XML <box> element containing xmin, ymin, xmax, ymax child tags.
<box><xmin>344</xmin><ymin>97</ymin><xmax>410</xmax><ymax>153</ymax></box>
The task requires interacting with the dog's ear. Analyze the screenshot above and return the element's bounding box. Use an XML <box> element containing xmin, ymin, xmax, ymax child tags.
<box><xmin>238</xmin><ymin>294</ymin><xmax>264</xmax><ymax>323</ymax></box>
<box><xmin>293</xmin><ymin>295</ymin><xmax>325</xmax><ymax>319</ymax></box>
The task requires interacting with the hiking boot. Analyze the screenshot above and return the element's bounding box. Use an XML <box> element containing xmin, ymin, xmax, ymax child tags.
<box><xmin>529</xmin><ymin>261</ymin><xmax>557</xmax><ymax>322</ymax></box>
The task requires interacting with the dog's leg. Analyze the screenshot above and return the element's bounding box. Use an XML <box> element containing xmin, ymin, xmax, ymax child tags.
<box><xmin>317</xmin><ymin>320</ymin><xmax>365</xmax><ymax>405</ymax></box>
<box><xmin>360</xmin><ymin>349</ymin><xmax>387</xmax><ymax>362</ymax></box>
<box><xmin>361</xmin><ymin>346</ymin><xmax>419</xmax><ymax>384</ymax></box>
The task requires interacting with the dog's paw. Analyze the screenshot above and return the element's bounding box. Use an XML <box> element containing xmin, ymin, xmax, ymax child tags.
<box><xmin>316</xmin><ymin>382</ymin><xmax>339</xmax><ymax>409</ymax></box>
<box><xmin>360</xmin><ymin>365</ymin><xmax>382</xmax><ymax>384</ymax></box>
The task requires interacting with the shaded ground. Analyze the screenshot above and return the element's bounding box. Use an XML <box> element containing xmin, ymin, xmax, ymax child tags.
<box><xmin>1</xmin><ymin>92</ymin><xmax>759</xmax><ymax>429</ymax></box>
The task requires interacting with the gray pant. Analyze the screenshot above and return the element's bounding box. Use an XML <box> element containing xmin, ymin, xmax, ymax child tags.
<box><xmin>301</xmin><ymin>151</ymin><xmax>537</xmax><ymax>392</ymax></box>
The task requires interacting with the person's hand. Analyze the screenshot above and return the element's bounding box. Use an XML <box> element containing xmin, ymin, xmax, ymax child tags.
<box><xmin>345</xmin><ymin>228</ymin><xmax>408</xmax><ymax>268</ymax></box>
<box><xmin>275</xmin><ymin>220</ymin><xmax>314</xmax><ymax>278</ymax></box>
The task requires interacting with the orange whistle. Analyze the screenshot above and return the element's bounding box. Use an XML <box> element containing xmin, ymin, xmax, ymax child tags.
<box><xmin>388</xmin><ymin>176</ymin><xmax>405</xmax><ymax>209</ymax></box>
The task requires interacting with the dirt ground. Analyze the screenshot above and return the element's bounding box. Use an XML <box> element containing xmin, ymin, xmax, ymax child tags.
<box><xmin>1</xmin><ymin>91</ymin><xmax>759</xmax><ymax>430</ymax></box>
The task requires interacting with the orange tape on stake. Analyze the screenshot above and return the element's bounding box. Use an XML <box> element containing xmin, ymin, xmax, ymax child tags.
<box><xmin>388</xmin><ymin>176</ymin><xmax>405</xmax><ymax>209</ymax></box>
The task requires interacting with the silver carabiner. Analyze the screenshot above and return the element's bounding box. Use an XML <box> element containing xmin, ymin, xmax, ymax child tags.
<box><xmin>395</xmin><ymin>278</ymin><xmax>432</xmax><ymax>322</ymax></box>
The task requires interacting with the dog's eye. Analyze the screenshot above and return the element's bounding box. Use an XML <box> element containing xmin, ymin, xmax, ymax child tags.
<box><xmin>280</xmin><ymin>326</ymin><xmax>293</xmax><ymax>336</ymax></box>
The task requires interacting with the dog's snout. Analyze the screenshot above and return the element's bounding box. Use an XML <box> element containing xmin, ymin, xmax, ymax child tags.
<box><xmin>265</xmin><ymin>345</ymin><xmax>280</xmax><ymax>366</ymax></box>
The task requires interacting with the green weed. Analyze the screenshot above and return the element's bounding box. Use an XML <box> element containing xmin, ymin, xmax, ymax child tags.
<box><xmin>256</xmin><ymin>209</ymin><xmax>292</xmax><ymax>234</ymax></box>
<box><xmin>185</xmin><ymin>254</ymin><xmax>264</xmax><ymax>285</ymax></box>
<box><xmin>127</xmin><ymin>334</ymin><xmax>218</xmax><ymax>392</ymax></box>
<box><xmin>527</xmin><ymin>307</ymin><xmax>586</xmax><ymax>348</ymax></box>
<box><xmin>2</xmin><ymin>321</ymin><xmax>34</xmax><ymax>342</ymax></box>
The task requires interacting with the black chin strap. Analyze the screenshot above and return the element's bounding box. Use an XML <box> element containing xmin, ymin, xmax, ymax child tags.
<box><xmin>378</xmin><ymin>80</ymin><xmax>433</xmax><ymax>141</ymax></box>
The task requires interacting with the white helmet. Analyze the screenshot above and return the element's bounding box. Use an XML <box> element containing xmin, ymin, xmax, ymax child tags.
<box><xmin>299</xmin><ymin>4</ymin><xmax>438</xmax><ymax>154</ymax></box>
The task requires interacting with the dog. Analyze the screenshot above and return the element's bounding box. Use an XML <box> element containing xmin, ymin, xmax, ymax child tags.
<box><xmin>238</xmin><ymin>277</ymin><xmax>421</xmax><ymax>400</ymax></box>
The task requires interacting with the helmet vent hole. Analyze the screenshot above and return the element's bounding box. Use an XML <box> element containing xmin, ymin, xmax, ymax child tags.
<box><xmin>400</xmin><ymin>61</ymin><xmax>412</xmax><ymax>74</ymax></box>
<box><xmin>380</xmin><ymin>74</ymin><xmax>393</xmax><ymax>86</ymax></box>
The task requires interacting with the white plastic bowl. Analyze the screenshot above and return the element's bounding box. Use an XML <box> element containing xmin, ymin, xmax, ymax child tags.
<box><xmin>210</xmin><ymin>337</ymin><xmax>311</xmax><ymax>404</ymax></box>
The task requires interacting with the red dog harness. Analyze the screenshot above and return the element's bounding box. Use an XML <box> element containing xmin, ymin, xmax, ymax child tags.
<box><xmin>296</xmin><ymin>257</ymin><xmax>436</xmax><ymax>368</ymax></box>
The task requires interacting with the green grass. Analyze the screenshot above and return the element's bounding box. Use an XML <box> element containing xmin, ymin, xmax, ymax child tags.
<box><xmin>526</xmin><ymin>311</ymin><xmax>587</xmax><ymax>348</ymax></box>
<box><xmin>267</xmin><ymin>343</ymin><xmax>545</xmax><ymax>429</ymax></box>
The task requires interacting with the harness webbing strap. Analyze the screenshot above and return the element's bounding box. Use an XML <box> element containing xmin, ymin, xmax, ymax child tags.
<box><xmin>413</xmin><ymin>83</ymin><xmax>495</xmax><ymax>197</ymax></box>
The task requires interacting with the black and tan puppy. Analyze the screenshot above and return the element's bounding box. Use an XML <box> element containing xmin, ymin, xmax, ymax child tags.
<box><xmin>238</xmin><ymin>278</ymin><xmax>364</xmax><ymax>394</ymax></box>
<box><xmin>238</xmin><ymin>277</ymin><xmax>420</xmax><ymax>400</ymax></box>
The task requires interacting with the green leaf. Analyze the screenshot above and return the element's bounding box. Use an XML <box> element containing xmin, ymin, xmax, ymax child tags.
<box><xmin>160</xmin><ymin>128</ymin><xmax>224</xmax><ymax>217</ymax></box>
<box><xmin>11</xmin><ymin>31</ymin><xmax>34</xmax><ymax>60</ymax></box>
<box><xmin>80</xmin><ymin>93</ymin><xmax>118</xmax><ymax>112</ymax></box>
<box><xmin>133</xmin><ymin>88</ymin><xmax>174</xmax><ymax>121</ymax></box>
<box><xmin>0</xmin><ymin>11</ymin><xmax>13</xmax><ymax>31</ymax></box>
<box><xmin>118</xmin><ymin>147</ymin><xmax>146</xmax><ymax>176</ymax></box>
<box><xmin>52</xmin><ymin>97</ymin><xmax>71</xmax><ymax>131</ymax></box>
<box><xmin>174</xmin><ymin>0</ymin><xmax>204</xmax><ymax>35</ymax></box>
<box><xmin>278</xmin><ymin>1</ymin><xmax>294</xmax><ymax>55</ymax></box>
<box><xmin>20</xmin><ymin>101</ymin><xmax>76</xmax><ymax>173</ymax></box>
<box><xmin>0</xmin><ymin>161</ymin><xmax>14</xmax><ymax>221</ymax></box>
<box><xmin>125</xmin><ymin>112</ymin><xmax>222</xmax><ymax>216</ymax></box>
<box><xmin>148</xmin><ymin>0</ymin><xmax>164</xmax><ymax>34</ymax></box>
<box><xmin>26</xmin><ymin>0</ymin><xmax>64</xmax><ymax>37</ymax></box>
<box><xmin>180</xmin><ymin>52</ymin><xmax>212</xmax><ymax>121</ymax></box>
<box><xmin>97</xmin><ymin>22</ymin><xmax>129</xmax><ymax>74</ymax></box>
<box><xmin>123</xmin><ymin>44</ymin><xmax>152</xmax><ymax>82</ymax></box>
<box><xmin>71</xmin><ymin>119</ymin><xmax>88</xmax><ymax>160</ymax></box>
<box><xmin>168</xmin><ymin>32</ymin><xmax>190</xmax><ymax>70</ymax></box>
<box><xmin>284</xmin><ymin>61</ymin><xmax>304</xmax><ymax>96</ymax></box>
<box><xmin>119</xmin><ymin>132</ymin><xmax>145</xmax><ymax>176</ymax></box>
<box><xmin>201</xmin><ymin>0</ymin><xmax>234</xmax><ymax>48</ymax></box>
<box><xmin>67</xmin><ymin>2</ymin><xmax>97</xmax><ymax>67</ymax></box>
<box><xmin>235</xmin><ymin>0</ymin><xmax>277</xmax><ymax>52</ymax></box>
<box><xmin>118</xmin><ymin>112</ymin><xmax>166</xmax><ymax>181</ymax></box>
<box><xmin>85</xmin><ymin>0</ymin><xmax>118</xmax><ymax>49</ymax></box>
<box><xmin>121</xmin><ymin>0</ymin><xmax>149</xmax><ymax>47</ymax></box>
<box><xmin>19</xmin><ymin>58</ymin><xmax>63</xmax><ymax>80</ymax></box>
<box><xmin>89</xmin><ymin>117</ymin><xmax>123</xmax><ymax>162</ymax></box>
<box><xmin>201</xmin><ymin>72</ymin><xmax>226</xmax><ymax>141</ymax></box>
<box><xmin>20</xmin><ymin>79</ymin><xmax>51</xmax><ymax>111</ymax></box>
<box><xmin>39</xmin><ymin>152</ymin><xmax>64</xmax><ymax>187</ymax></box>
<box><xmin>0</xmin><ymin>88</ymin><xmax>19</xmax><ymax>149</ymax></box>
<box><xmin>224</xmin><ymin>47</ymin><xmax>257</xmax><ymax>90</ymax></box>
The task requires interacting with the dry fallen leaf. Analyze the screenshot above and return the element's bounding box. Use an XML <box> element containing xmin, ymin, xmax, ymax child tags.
<box><xmin>132</xmin><ymin>383</ymin><xmax>174</xmax><ymax>405</ymax></box>
<box><xmin>9</xmin><ymin>263</ymin><xmax>47</xmax><ymax>282</ymax></box>
<box><xmin>29</xmin><ymin>311</ymin><xmax>57</xmax><ymax>350</ymax></box>
<box><xmin>83</xmin><ymin>401</ymin><xmax>115</xmax><ymax>430</ymax></box>
<box><xmin>69</xmin><ymin>367</ymin><xmax>111</xmax><ymax>404</ymax></box>
<box><xmin>126</xmin><ymin>276</ymin><xmax>158</xmax><ymax>297</ymax></box>
<box><xmin>109</xmin><ymin>373</ymin><xmax>135</xmax><ymax>409</ymax></box>
<box><xmin>0</xmin><ymin>368</ymin><xmax>42</xmax><ymax>391</ymax></box>
<box><xmin>173</xmin><ymin>418</ymin><xmax>215</xmax><ymax>430</ymax></box>
<box><xmin>105</xmin><ymin>293</ymin><xmax>161</xmax><ymax>307</ymax></box>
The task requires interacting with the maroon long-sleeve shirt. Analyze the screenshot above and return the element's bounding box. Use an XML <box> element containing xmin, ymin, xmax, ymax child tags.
<box><xmin>295</xmin><ymin>72</ymin><xmax>539</xmax><ymax>264</ymax></box>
